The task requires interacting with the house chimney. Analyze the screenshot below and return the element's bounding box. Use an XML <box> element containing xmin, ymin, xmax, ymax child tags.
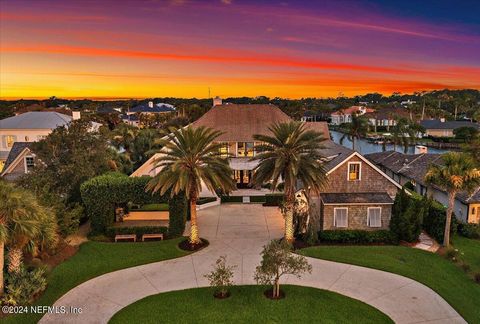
<box><xmin>213</xmin><ymin>96</ymin><xmax>222</xmax><ymax>106</ymax></box>
<box><xmin>440</xmin><ymin>118</ymin><xmax>445</xmax><ymax>122</ymax></box>
<box><xmin>415</xmin><ymin>145</ymin><xmax>428</xmax><ymax>154</ymax></box>
<box><xmin>72</xmin><ymin>111</ymin><xmax>81</xmax><ymax>120</ymax></box>
<box><xmin>148</xmin><ymin>101</ymin><xmax>154</xmax><ymax>108</ymax></box>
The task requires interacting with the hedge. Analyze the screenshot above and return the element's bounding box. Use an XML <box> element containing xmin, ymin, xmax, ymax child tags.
<box><xmin>458</xmin><ymin>223</ymin><xmax>480</xmax><ymax>239</ymax></box>
<box><xmin>131</xmin><ymin>203</ymin><xmax>169</xmax><ymax>211</ymax></box>
<box><xmin>221</xmin><ymin>196</ymin><xmax>243</xmax><ymax>203</ymax></box>
<box><xmin>250</xmin><ymin>196</ymin><xmax>266</xmax><ymax>203</ymax></box>
<box><xmin>169</xmin><ymin>194</ymin><xmax>188</xmax><ymax>236</ymax></box>
<box><xmin>80</xmin><ymin>173</ymin><xmax>187</xmax><ymax>235</ymax></box>
<box><xmin>318</xmin><ymin>230</ymin><xmax>398</xmax><ymax>244</ymax></box>
<box><xmin>197</xmin><ymin>197</ymin><xmax>217</xmax><ymax>205</ymax></box>
<box><xmin>263</xmin><ymin>193</ymin><xmax>284</xmax><ymax>206</ymax></box>
<box><xmin>105</xmin><ymin>226</ymin><xmax>168</xmax><ymax>240</ymax></box>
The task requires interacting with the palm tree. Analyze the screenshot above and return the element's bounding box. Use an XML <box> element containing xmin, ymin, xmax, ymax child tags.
<box><xmin>251</xmin><ymin>122</ymin><xmax>328</xmax><ymax>243</ymax></box>
<box><xmin>339</xmin><ymin>114</ymin><xmax>369</xmax><ymax>151</ymax></box>
<box><xmin>0</xmin><ymin>182</ymin><xmax>48</xmax><ymax>294</ymax></box>
<box><xmin>425</xmin><ymin>153</ymin><xmax>480</xmax><ymax>247</ymax></box>
<box><xmin>392</xmin><ymin>118</ymin><xmax>425</xmax><ymax>153</ymax></box>
<box><xmin>147</xmin><ymin>126</ymin><xmax>236</xmax><ymax>245</ymax></box>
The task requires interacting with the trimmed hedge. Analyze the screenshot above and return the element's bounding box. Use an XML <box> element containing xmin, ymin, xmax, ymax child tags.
<box><xmin>250</xmin><ymin>196</ymin><xmax>266</xmax><ymax>203</ymax></box>
<box><xmin>81</xmin><ymin>173</ymin><xmax>187</xmax><ymax>234</ymax></box>
<box><xmin>169</xmin><ymin>194</ymin><xmax>188</xmax><ymax>236</ymax></box>
<box><xmin>131</xmin><ymin>203</ymin><xmax>169</xmax><ymax>211</ymax></box>
<box><xmin>318</xmin><ymin>230</ymin><xmax>398</xmax><ymax>244</ymax></box>
<box><xmin>458</xmin><ymin>223</ymin><xmax>480</xmax><ymax>239</ymax></box>
<box><xmin>263</xmin><ymin>193</ymin><xmax>284</xmax><ymax>206</ymax></box>
<box><xmin>105</xmin><ymin>226</ymin><xmax>168</xmax><ymax>240</ymax></box>
<box><xmin>221</xmin><ymin>196</ymin><xmax>243</xmax><ymax>203</ymax></box>
<box><xmin>197</xmin><ymin>197</ymin><xmax>217</xmax><ymax>205</ymax></box>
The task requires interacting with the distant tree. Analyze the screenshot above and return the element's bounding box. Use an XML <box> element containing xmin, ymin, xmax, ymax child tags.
<box><xmin>463</xmin><ymin>134</ymin><xmax>480</xmax><ymax>166</ymax></box>
<box><xmin>391</xmin><ymin>118</ymin><xmax>425</xmax><ymax>153</ymax></box>
<box><xmin>254</xmin><ymin>240</ymin><xmax>312</xmax><ymax>298</ymax></box>
<box><xmin>339</xmin><ymin>114</ymin><xmax>369</xmax><ymax>150</ymax></box>
<box><xmin>454</xmin><ymin>126</ymin><xmax>479</xmax><ymax>142</ymax></box>
<box><xmin>425</xmin><ymin>153</ymin><xmax>480</xmax><ymax>247</ymax></box>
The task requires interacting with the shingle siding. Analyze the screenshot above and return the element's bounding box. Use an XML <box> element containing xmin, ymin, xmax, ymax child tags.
<box><xmin>322</xmin><ymin>204</ymin><xmax>391</xmax><ymax>230</ymax></box>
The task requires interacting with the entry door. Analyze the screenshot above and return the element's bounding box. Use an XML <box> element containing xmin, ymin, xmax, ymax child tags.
<box><xmin>235</xmin><ymin>170</ymin><xmax>251</xmax><ymax>188</ymax></box>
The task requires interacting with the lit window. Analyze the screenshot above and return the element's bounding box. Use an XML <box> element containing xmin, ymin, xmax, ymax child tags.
<box><xmin>25</xmin><ymin>156</ymin><xmax>35</xmax><ymax>172</ymax></box>
<box><xmin>219</xmin><ymin>143</ymin><xmax>229</xmax><ymax>157</ymax></box>
<box><xmin>367</xmin><ymin>207</ymin><xmax>382</xmax><ymax>227</ymax></box>
<box><xmin>6</xmin><ymin>135</ymin><xmax>15</xmax><ymax>148</ymax></box>
<box><xmin>348</xmin><ymin>162</ymin><xmax>361</xmax><ymax>181</ymax></box>
<box><xmin>245</xmin><ymin>142</ymin><xmax>254</xmax><ymax>157</ymax></box>
<box><xmin>334</xmin><ymin>208</ymin><xmax>348</xmax><ymax>228</ymax></box>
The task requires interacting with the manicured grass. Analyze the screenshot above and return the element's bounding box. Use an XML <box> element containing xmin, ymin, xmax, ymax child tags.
<box><xmin>453</xmin><ymin>235</ymin><xmax>480</xmax><ymax>273</ymax></box>
<box><xmin>133</xmin><ymin>203</ymin><xmax>169</xmax><ymax>211</ymax></box>
<box><xmin>299</xmin><ymin>244</ymin><xmax>480</xmax><ymax>323</ymax></box>
<box><xmin>110</xmin><ymin>285</ymin><xmax>393</xmax><ymax>324</ymax></box>
<box><xmin>6</xmin><ymin>238</ymin><xmax>189</xmax><ymax>324</ymax></box>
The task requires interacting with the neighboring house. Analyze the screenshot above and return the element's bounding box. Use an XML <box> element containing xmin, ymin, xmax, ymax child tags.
<box><xmin>366</xmin><ymin>151</ymin><xmax>480</xmax><ymax>224</ymax></box>
<box><xmin>364</xmin><ymin>107</ymin><xmax>410</xmax><ymax>129</ymax></box>
<box><xmin>330</xmin><ymin>106</ymin><xmax>375</xmax><ymax>125</ymax></box>
<box><xmin>132</xmin><ymin>102</ymin><xmax>402</xmax><ymax>231</ymax></box>
<box><xmin>420</xmin><ymin>119</ymin><xmax>480</xmax><ymax>137</ymax></box>
<box><xmin>127</xmin><ymin>101</ymin><xmax>176</xmax><ymax>115</ymax></box>
<box><xmin>121</xmin><ymin>114</ymin><xmax>140</xmax><ymax>127</ymax></box>
<box><xmin>0</xmin><ymin>142</ymin><xmax>34</xmax><ymax>181</ymax></box>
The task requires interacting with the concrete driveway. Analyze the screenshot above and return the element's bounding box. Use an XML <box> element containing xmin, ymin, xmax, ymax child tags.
<box><xmin>40</xmin><ymin>204</ymin><xmax>465</xmax><ymax>324</ymax></box>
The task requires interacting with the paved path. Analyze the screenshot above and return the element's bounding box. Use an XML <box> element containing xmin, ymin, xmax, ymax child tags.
<box><xmin>41</xmin><ymin>204</ymin><xmax>464</xmax><ymax>324</ymax></box>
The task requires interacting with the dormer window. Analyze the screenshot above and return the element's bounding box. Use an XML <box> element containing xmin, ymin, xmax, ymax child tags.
<box><xmin>348</xmin><ymin>162</ymin><xmax>361</xmax><ymax>181</ymax></box>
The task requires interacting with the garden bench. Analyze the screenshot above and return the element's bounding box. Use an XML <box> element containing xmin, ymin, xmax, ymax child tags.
<box><xmin>142</xmin><ymin>233</ymin><xmax>164</xmax><ymax>241</ymax></box>
<box><xmin>114</xmin><ymin>234</ymin><xmax>137</xmax><ymax>242</ymax></box>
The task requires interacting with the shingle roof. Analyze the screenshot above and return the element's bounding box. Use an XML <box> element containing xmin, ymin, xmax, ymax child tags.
<box><xmin>420</xmin><ymin>120</ymin><xmax>480</xmax><ymax>130</ymax></box>
<box><xmin>317</xmin><ymin>141</ymin><xmax>354</xmax><ymax>172</ymax></box>
<box><xmin>1</xmin><ymin>142</ymin><xmax>31</xmax><ymax>173</ymax></box>
<box><xmin>0</xmin><ymin>112</ymin><xmax>71</xmax><ymax>129</ymax></box>
<box><xmin>321</xmin><ymin>192</ymin><xmax>394</xmax><ymax>204</ymax></box>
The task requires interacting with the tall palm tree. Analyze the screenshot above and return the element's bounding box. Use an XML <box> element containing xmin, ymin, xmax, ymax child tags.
<box><xmin>339</xmin><ymin>114</ymin><xmax>369</xmax><ymax>151</ymax></box>
<box><xmin>392</xmin><ymin>118</ymin><xmax>425</xmax><ymax>153</ymax></box>
<box><xmin>0</xmin><ymin>182</ymin><xmax>47</xmax><ymax>294</ymax></box>
<box><xmin>147</xmin><ymin>126</ymin><xmax>236</xmax><ymax>244</ymax></box>
<box><xmin>425</xmin><ymin>153</ymin><xmax>480</xmax><ymax>247</ymax></box>
<box><xmin>251</xmin><ymin>122</ymin><xmax>328</xmax><ymax>243</ymax></box>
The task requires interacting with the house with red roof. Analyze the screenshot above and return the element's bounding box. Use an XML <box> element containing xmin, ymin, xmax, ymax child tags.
<box><xmin>330</xmin><ymin>106</ymin><xmax>375</xmax><ymax>125</ymax></box>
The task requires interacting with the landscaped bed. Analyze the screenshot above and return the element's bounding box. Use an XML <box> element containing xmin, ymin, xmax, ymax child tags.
<box><xmin>298</xmin><ymin>240</ymin><xmax>480</xmax><ymax>323</ymax></box>
<box><xmin>5</xmin><ymin>238</ymin><xmax>190</xmax><ymax>324</ymax></box>
<box><xmin>109</xmin><ymin>285</ymin><xmax>393</xmax><ymax>324</ymax></box>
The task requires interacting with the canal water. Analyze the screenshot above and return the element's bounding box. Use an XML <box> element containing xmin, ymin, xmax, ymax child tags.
<box><xmin>330</xmin><ymin>130</ymin><xmax>450</xmax><ymax>155</ymax></box>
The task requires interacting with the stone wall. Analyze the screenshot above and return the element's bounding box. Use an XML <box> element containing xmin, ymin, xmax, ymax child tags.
<box><xmin>322</xmin><ymin>204</ymin><xmax>392</xmax><ymax>230</ymax></box>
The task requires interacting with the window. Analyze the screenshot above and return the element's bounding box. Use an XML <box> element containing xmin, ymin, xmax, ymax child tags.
<box><xmin>367</xmin><ymin>207</ymin><xmax>382</xmax><ymax>227</ymax></box>
<box><xmin>472</xmin><ymin>207</ymin><xmax>476</xmax><ymax>215</ymax></box>
<box><xmin>334</xmin><ymin>208</ymin><xmax>348</xmax><ymax>228</ymax></box>
<box><xmin>237</xmin><ymin>142</ymin><xmax>254</xmax><ymax>157</ymax></box>
<box><xmin>348</xmin><ymin>162</ymin><xmax>361</xmax><ymax>181</ymax></box>
<box><xmin>219</xmin><ymin>143</ymin><xmax>229</xmax><ymax>157</ymax></box>
<box><xmin>25</xmin><ymin>156</ymin><xmax>35</xmax><ymax>172</ymax></box>
<box><xmin>6</xmin><ymin>135</ymin><xmax>15</xmax><ymax>148</ymax></box>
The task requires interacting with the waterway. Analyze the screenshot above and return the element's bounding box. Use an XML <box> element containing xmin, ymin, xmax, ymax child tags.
<box><xmin>329</xmin><ymin>130</ymin><xmax>450</xmax><ymax>155</ymax></box>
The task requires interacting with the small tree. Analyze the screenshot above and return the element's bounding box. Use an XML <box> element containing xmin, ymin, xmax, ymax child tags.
<box><xmin>254</xmin><ymin>240</ymin><xmax>312</xmax><ymax>298</ymax></box>
<box><xmin>390</xmin><ymin>188</ymin><xmax>423</xmax><ymax>242</ymax></box>
<box><xmin>204</xmin><ymin>256</ymin><xmax>236</xmax><ymax>298</ymax></box>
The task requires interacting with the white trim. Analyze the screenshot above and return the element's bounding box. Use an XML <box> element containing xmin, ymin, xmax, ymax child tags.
<box><xmin>1</xmin><ymin>148</ymin><xmax>31</xmax><ymax>176</ymax></box>
<box><xmin>367</xmin><ymin>207</ymin><xmax>382</xmax><ymax>227</ymax></box>
<box><xmin>347</xmin><ymin>161</ymin><xmax>361</xmax><ymax>181</ymax></box>
<box><xmin>24</xmin><ymin>155</ymin><xmax>35</xmax><ymax>173</ymax></box>
<box><xmin>323</xmin><ymin>202</ymin><xmax>393</xmax><ymax>206</ymax></box>
<box><xmin>334</xmin><ymin>207</ymin><xmax>348</xmax><ymax>228</ymax></box>
<box><xmin>327</xmin><ymin>151</ymin><xmax>402</xmax><ymax>190</ymax></box>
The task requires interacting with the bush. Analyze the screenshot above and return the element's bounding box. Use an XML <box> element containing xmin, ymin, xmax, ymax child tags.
<box><xmin>445</xmin><ymin>247</ymin><xmax>459</xmax><ymax>262</ymax></box>
<box><xmin>197</xmin><ymin>197</ymin><xmax>217</xmax><ymax>205</ymax></box>
<box><xmin>169</xmin><ymin>193</ymin><xmax>188</xmax><ymax>237</ymax></box>
<box><xmin>204</xmin><ymin>255</ymin><xmax>236</xmax><ymax>298</ymax></box>
<box><xmin>421</xmin><ymin>196</ymin><xmax>457</xmax><ymax>243</ymax></box>
<box><xmin>457</xmin><ymin>223</ymin><xmax>480</xmax><ymax>239</ymax></box>
<box><xmin>318</xmin><ymin>230</ymin><xmax>398</xmax><ymax>244</ymax></box>
<box><xmin>1</xmin><ymin>267</ymin><xmax>47</xmax><ymax>306</ymax></box>
<box><xmin>58</xmin><ymin>203</ymin><xmax>84</xmax><ymax>236</ymax></box>
<box><xmin>105</xmin><ymin>226</ymin><xmax>168</xmax><ymax>240</ymax></box>
<box><xmin>250</xmin><ymin>196</ymin><xmax>266</xmax><ymax>203</ymax></box>
<box><xmin>221</xmin><ymin>196</ymin><xmax>243</xmax><ymax>203</ymax></box>
<box><xmin>263</xmin><ymin>193</ymin><xmax>284</xmax><ymax>206</ymax></box>
<box><xmin>131</xmin><ymin>203</ymin><xmax>169</xmax><ymax>211</ymax></box>
<box><xmin>81</xmin><ymin>174</ymin><xmax>171</xmax><ymax>234</ymax></box>
<box><xmin>390</xmin><ymin>189</ymin><xmax>424</xmax><ymax>242</ymax></box>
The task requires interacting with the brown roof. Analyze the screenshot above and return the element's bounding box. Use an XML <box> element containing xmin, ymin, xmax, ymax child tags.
<box><xmin>191</xmin><ymin>104</ymin><xmax>328</xmax><ymax>141</ymax></box>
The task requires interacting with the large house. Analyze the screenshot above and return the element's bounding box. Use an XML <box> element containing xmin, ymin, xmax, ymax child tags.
<box><xmin>420</xmin><ymin>119</ymin><xmax>480</xmax><ymax>137</ymax></box>
<box><xmin>132</xmin><ymin>103</ymin><xmax>401</xmax><ymax>231</ymax></box>
<box><xmin>0</xmin><ymin>111</ymin><xmax>80</xmax><ymax>170</ymax></box>
<box><xmin>330</xmin><ymin>106</ymin><xmax>375</xmax><ymax>125</ymax></box>
<box><xmin>364</xmin><ymin>107</ymin><xmax>410</xmax><ymax>130</ymax></box>
<box><xmin>121</xmin><ymin>101</ymin><xmax>176</xmax><ymax>127</ymax></box>
<box><xmin>366</xmin><ymin>151</ymin><xmax>480</xmax><ymax>224</ymax></box>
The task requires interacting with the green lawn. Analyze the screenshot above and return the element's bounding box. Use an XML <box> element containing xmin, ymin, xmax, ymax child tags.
<box><xmin>299</xmin><ymin>242</ymin><xmax>480</xmax><ymax>323</ymax></box>
<box><xmin>6</xmin><ymin>238</ymin><xmax>189</xmax><ymax>324</ymax></box>
<box><xmin>453</xmin><ymin>236</ymin><xmax>480</xmax><ymax>273</ymax></box>
<box><xmin>110</xmin><ymin>285</ymin><xmax>393</xmax><ymax>324</ymax></box>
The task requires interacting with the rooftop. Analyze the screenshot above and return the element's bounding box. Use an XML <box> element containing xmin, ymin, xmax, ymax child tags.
<box><xmin>0</xmin><ymin>111</ymin><xmax>72</xmax><ymax>129</ymax></box>
<box><xmin>1</xmin><ymin>142</ymin><xmax>31</xmax><ymax>173</ymax></box>
<box><xmin>129</xmin><ymin>103</ymin><xmax>176</xmax><ymax>113</ymax></box>
<box><xmin>420</xmin><ymin>120</ymin><xmax>480</xmax><ymax>130</ymax></box>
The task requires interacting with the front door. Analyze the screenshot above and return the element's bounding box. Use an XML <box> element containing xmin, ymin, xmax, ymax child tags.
<box><xmin>234</xmin><ymin>170</ymin><xmax>252</xmax><ymax>189</ymax></box>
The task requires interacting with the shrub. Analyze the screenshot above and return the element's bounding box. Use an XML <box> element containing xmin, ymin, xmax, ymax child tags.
<box><xmin>421</xmin><ymin>196</ymin><xmax>457</xmax><ymax>243</ymax></box>
<box><xmin>250</xmin><ymin>196</ymin><xmax>267</xmax><ymax>203</ymax></box>
<box><xmin>263</xmin><ymin>193</ymin><xmax>284</xmax><ymax>206</ymax></box>
<box><xmin>197</xmin><ymin>197</ymin><xmax>217</xmax><ymax>205</ymax></box>
<box><xmin>131</xmin><ymin>203</ymin><xmax>169</xmax><ymax>211</ymax></box>
<box><xmin>445</xmin><ymin>247</ymin><xmax>459</xmax><ymax>262</ymax></box>
<box><xmin>105</xmin><ymin>226</ymin><xmax>168</xmax><ymax>240</ymax></box>
<box><xmin>221</xmin><ymin>196</ymin><xmax>243</xmax><ymax>203</ymax></box>
<box><xmin>318</xmin><ymin>230</ymin><xmax>398</xmax><ymax>244</ymax></box>
<box><xmin>457</xmin><ymin>223</ymin><xmax>480</xmax><ymax>239</ymax></box>
<box><xmin>58</xmin><ymin>203</ymin><xmax>84</xmax><ymax>236</ymax></box>
<box><xmin>169</xmin><ymin>193</ymin><xmax>188</xmax><ymax>237</ymax></box>
<box><xmin>390</xmin><ymin>189</ymin><xmax>424</xmax><ymax>242</ymax></box>
<box><xmin>204</xmin><ymin>255</ymin><xmax>236</xmax><ymax>298</ymax></box>
<box><xmin>1</xmin><ymin>267</ymin><xmax>47</xmax><ymax>306</ymax></box>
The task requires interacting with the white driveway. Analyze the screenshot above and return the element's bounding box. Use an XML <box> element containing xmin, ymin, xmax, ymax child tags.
<box><xmin>40</xmin><ymin>204</ymin><xmax>465</xmax><ymax>324</ymax></box>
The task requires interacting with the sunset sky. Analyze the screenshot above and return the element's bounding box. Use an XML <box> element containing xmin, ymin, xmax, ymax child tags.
<box><xmin>1</xmin><ymin>0</ymin><xmax>479</xmax><ymax>99</ymax></box>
